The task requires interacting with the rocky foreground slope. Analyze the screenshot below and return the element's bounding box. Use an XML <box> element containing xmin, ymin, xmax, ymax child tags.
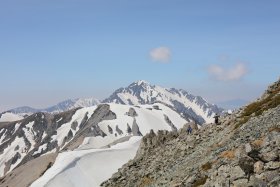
<box><xmin>102</xmin><ymin>78</ymin><xmax>280</xmax><ymax>187</ymax></box>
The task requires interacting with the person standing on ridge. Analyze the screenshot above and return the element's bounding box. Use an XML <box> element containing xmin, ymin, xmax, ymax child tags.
<box><xmin>214</xmin><ymin>113</ymin><xmax>220</xmax><ymax>125</ymax></box>
<box><xmin>187</xmin><ymin>125</ymin><xmax>192</xmax><ymax>134</ymax></box>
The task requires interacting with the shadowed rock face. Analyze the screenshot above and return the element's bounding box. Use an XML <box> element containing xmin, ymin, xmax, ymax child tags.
<box><xmin>171</xmin><ymin>100</ymin><xmax>206</xmax><ymax>124</ymax></box>
<box><xmin>164</xmin><ymin>114</ymin><xmax>177</xmax><ymax>132</ymax></box>
<box><xmin>107</xmin><ymin>125</ymin><xmax>113</xmax><ymax>134</ymax></box>
<box><xmin>126</xmin><ymin>124</ymin><xmax>132</xmax><ymax>134</ymax></box>
<box><xmin>115</xmin><ymin>125</ymin><xmax>123</xmax><ymax>136</ymax></box>
<box><xmin>101</xmin><ymin>79</ymin><xmax>280</xmax><ymax>187</ymax></box>
<box><xmin>127</xmin><ymin>108</ymin><xmax>138</xmax><ymax>117</ymax></box>
<box><xmin>131</xmin><ymin>118</ymin><xmax>142</xmax><ymax>136</ymax></box>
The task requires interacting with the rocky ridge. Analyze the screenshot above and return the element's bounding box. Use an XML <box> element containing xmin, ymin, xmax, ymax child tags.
<box><xmin>101</xmin><ymin>78</ymin><xmax>280</xmax><ymax>187</ymax></box>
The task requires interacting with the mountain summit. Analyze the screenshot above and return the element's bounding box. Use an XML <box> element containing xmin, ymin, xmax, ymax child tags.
<box><xmin>104</xmin><ymin>80</ymin><xmax>223</xmax><ymax>124</ymax></box>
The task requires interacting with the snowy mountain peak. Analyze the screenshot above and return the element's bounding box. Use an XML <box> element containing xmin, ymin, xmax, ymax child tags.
<box><xmin>132</xmin><ymin>80</ymin><xmax>150</xmax><ymax>86</ymax></box>
<box><xmin>127</xmin><ymin>80</ymin><xmax>155</xmax><ymax>91</ymax></box>
<box><xmin>103</xmin><ymin>81</ymin><xmax>223</xmax><ymax>124</ymax></box>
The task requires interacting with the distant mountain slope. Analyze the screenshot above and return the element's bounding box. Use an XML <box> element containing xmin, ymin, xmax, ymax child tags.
<box><xmin>0</xmin><ymin>103</ymin><xmax>187</xmax><ymax>184</ymax></box>
<box><xmin>44</xmin><ymin>98</ymin><xmax>100</xmax><ymax>113</ymax></box>
<box><xmin>104</xmin><ymin>80</ymin><xmax>223</xmax><ymax>124</ymax></box>
<box><xmin>4</xmin><ymin>98</ymin><xmax>100</xmax><ymax>121</ymax></box>
<box><xmin>7</xmin><ymin>106</ymin><xmax>39</xmax><ymax>114</ymax></box>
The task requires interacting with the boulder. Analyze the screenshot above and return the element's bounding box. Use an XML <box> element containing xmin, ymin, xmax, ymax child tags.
<box><xmin>245</xmin><ymin>143</ymin><xmax>252</xmax><ymax>153</ymax></box>
<box><xmin>230</xmin><ymin>166</ymin><xmax>245</xmax><ymax>181</ymax></box>
<box><xmin>260</xmin><ymin>151</ymin><xmax>279</xmax><ymax>162</ymax></box>
<box><xmin>127</xmin><ymin>108</ymin><xmax>138</xmax><ymax>117</ymax></box>
<box><xmin>264</xmin><ymin>162</ymin><xmax>280</xmax><ymax>170</ymax></box>
<box><xmin>254</xmin><ymin>161</ymin><xmax>264</xmax><ymax>174</ymax></box>
<box><xmin>238</xmin><ymin>156</ymin><xmax>255</xmax><ymax>179</ymax></box>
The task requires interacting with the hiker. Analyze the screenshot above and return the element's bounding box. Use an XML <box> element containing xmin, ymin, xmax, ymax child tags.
<box><xmin>214</xmin><ymin>113</ymin><xmax>220</xmax><ymax>125</ymax></box>
<box><xmin>187</xmin><ymin>125</ymin><xmax>192</xmax><ymax>134</ymax></box>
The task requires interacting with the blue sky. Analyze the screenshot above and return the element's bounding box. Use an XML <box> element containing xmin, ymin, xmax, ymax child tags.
<box><xmin>0</xmin><ymin>0</ymin><xmax>280</xmax><ymax>111</ymax></box>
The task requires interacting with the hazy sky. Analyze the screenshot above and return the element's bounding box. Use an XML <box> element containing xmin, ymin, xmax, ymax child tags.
<box><xmin>1</xmin><ymin>0</ymin><xmax>280</xmax><ymax>111</ymax></box>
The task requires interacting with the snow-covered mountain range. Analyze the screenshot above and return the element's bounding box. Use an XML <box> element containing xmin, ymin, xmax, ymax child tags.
<box><xmin>104</xmin><ymin>80</ymin><xmax>223</xmax><ymax>124</ymax></box>
<box><xmin>2</xmin><ymin>81</ymin><xmax>222</xmax><ymax>124</ymax></box>
<box><xmin>10</xmin><ymin>98</ymin><xmax>100</xmax><ymax>114</ymax></box>
<box><xmin>0</xmin><ymin>98</ymin><xmax>100</xmax><ymax>122</ymax></box>
<box><xmin>0</xmin><ymin>103</ymin><xmax>187</xmax><ymax>186</ymax></box>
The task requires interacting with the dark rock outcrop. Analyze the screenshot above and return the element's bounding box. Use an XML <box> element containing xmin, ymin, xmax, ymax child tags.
<box><xmin>131</xmin><ymin>119</ymin><xmax>142</xmax><ymax>136</ymax></box>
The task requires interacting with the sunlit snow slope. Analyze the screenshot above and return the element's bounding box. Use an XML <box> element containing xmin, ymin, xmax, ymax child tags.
<box><xmin>31</xmin><ymin>137</ymin><xmax>142</xmax><ymax>187</ymax></box>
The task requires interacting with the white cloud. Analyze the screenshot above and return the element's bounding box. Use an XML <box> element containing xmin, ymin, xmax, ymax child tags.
<box><xmin>208</xmin><ymin>63</ymin><xmax>248</xmax><ymax>81</ymax></box>
<box><xmin>149</xmin><ymin>47</ymin><xmax>171</xmax><ymax>63</ymax></box>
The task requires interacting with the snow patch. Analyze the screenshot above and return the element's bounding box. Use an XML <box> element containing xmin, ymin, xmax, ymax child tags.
<box><xmin>0</xmin><ymin>112</ymin><xmax>23</xmax><ymax>122</ymax></box>
<box><xmin>13</xmin><ymin>123</ymin><xmax>21</xmax><ymax>134</ymax></box>
<box><xmin>33</xmin><ymin>144</ymin><xmax>48</xmax><ymax>155</ymax></box>
<box><xmin>0</xmin><ymin>129</ymin><xmax>7</xmax><ymax>143</ymax></box>
<box><xmin>56</xmin><ymin>118</ymin><xmax>63</xmax><ymax>123</ymax></box>
<box><xmin>30</xmin><ymin>137</ymin><xmax>142</xmax><ymax>187</ymax></box>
